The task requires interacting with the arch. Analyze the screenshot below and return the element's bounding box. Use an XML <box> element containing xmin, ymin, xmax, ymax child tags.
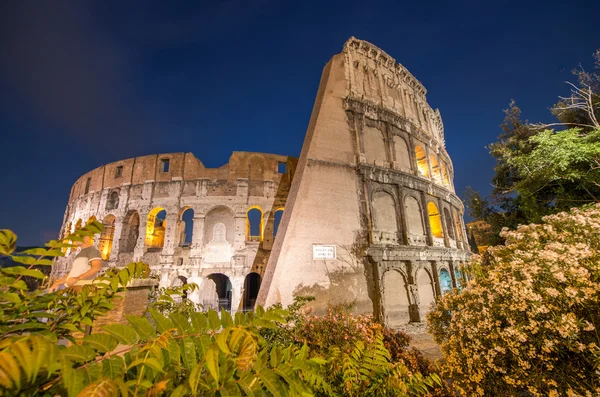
<box><xmin>429</xmin><ymin>154</ymin><xmax>443</xmax><ymax>184</ymax></box>
<box><xmin>203</xmin><ymin>206</ymin><xmax>235</xmax><ymax>246</ymax></box>
<box><xmin>178</xmin><ymin>207</ymin><xmax>194</xmax><ymax>247</ymax></box>
<box><xmin>443</xmin><ymin>208</ymin><xmax>455</xmax><ymax>240</ymax></box>
<box><xmin>393</xmin><ymin>135</ymin><xmax>411</xmax><ymax>172</ymax></box>
<box><xmin>119</xmin><ymin>210</ymin><xmax>140</xmax><ymax>253</ymax></box>
<box><xmin>383</xmin><ymin>269</ymin><xmax>410</xmax><ymax>327</ymax></box>
<box><xmin>246</xmin><ymin>207</ymin><xmax>263</xmax><ymax>242</ymax></box>
<box><xmin>415</xmin><ymin>145</ymin><xmax>429</xmax><ymax>178</ymax></box>
<box><xmin>363</xmin><ymin>126</ymin><xmax>387</xmax><ymax>164</ymax></box>
<box><xmin>242</xmin><ymin>272</ymin><xmax>262</xmax><ymax>311</ymax></box>
<box><xmin>273</xmin><ymin>208</ymin><xmax>284</xmax><ymax>237</ymax></box>
<box><xmin>427</xmin><ymin>202</ymin><xmax>443</xmax><ymax>238</ymax></box>
<box><xmin>74</xmin><ymin>219</ymin><xmax>83</xmax><ymax>231</ymax></box>
<box><xmin>439</xmin><ymin>268</ymin><xmax>452</xmax><ymax>295</ymax></box>
<box><xmin>454</xmin><ymin>211</ymin><xmax>464</xmax><ymax>242</ymax></box>
<box><xmin>416</xmin><ymin>268</ymin><xmax>435</xmax><ymax>320</ymax></box>
<box><xmin>206</xmin><ymin>273</ymin><xmax>232</xmax><ymax>312</ymax></box>
<box><xmin>372</xmin><ymin>191</ymin><xmax>398</xmax><ymax>233</ymax></box>
<box><xmin>441</xmin><ymin>162</ymin><xmax>450</xmax><ymax>187</ymax></box>
<box><xmin>146</xmin><ymin>207</ymin><xmax>166</xmax><ymax>249</ymax></box>
<box><xmin>405</xmin><ymin>195</ymin><xmax>425</xmax><ymax>238</ymax></box>
<box><xmin>86</xmin><ymin>216</ymin><xmax>97</xmax><ymax>225</ymax></box>
<box><xmin>106</xmin><ymin>191</ymin><xmax>119</xmax><ymax>210</ymax></box>
<box><xmin>99</xmin><ymin>214</ymin><xmax>116</xmax><ymax>260</ymax></box>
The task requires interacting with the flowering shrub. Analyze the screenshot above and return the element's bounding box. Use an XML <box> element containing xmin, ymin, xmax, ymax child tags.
<box><xmin>428</xmin><ymin>204</ymin><xmax>600</xmax><ymax>396</ymax></box>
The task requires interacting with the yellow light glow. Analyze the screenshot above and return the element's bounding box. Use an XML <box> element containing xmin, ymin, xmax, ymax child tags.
<box><xmin>427</xmin><ymin>202</ymin><xmax>443</xmax><ymax>238</ymax></box>
<box><xmin>415</xmin><ymin>146</ymin><xmax>430</xmax><ymax>178</ymax></box>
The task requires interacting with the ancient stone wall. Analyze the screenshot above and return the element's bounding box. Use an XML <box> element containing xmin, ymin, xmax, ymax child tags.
<box><xmin>54</xmin><ymin>151</ymin><xmax>297</xmax><ymax>313</ymax></box>
<box><xmin>258</xmin><ymin>37</ymin><xmax>471</xmax><ymax>326</ymax></box>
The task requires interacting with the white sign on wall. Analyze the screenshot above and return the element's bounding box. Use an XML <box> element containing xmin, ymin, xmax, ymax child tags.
<box><xmin>312</xmin><ymin>244</ymin><xmax>336</xmax><ymax>260</ymax></box>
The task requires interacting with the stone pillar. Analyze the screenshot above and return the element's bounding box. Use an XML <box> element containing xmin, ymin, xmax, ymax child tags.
<box><xmin>430</xmin><ymin>261</ymin><xmax>442</xmax><ymax>297</ymax></box>
<box><xmin>438</xmin><ymin>199</ymin><xmax>450</xmax><ymax>248</ymax></box>
<box><xmin>190</xmin><ymin>215</ymin><xmax>205</xmax><ymax>258</ymax></box>
<box><xmin>230</xmin><ymin>276</ymin><xmax>244</xmax><ymax>314</ymax></box>
<box><xmin>133</xmin><ymin>212</ymin><xmax>147</xmax><ymax>261</ymax></box>
<box><xmin>397</xmin><ymin>187</ymin><xmax>409</xmax><ymax>244</ymax></box>
<box><xmin>161</xmin><ymin>213</ymin><xmax>179</xmax><ymax>256</ymax></box>
<box><xmin>234</xmin><ymin>212</ymin><xmax>247</xmax><ymax>251</ymax></box>
<box><xmin>449</xmin><ymin>261</ymin><xmax>458</xmax><ymax>288</ymax></box>
<box><xmin>420</xmin><ymin>192</ymin><xmax>433</xmax><ymax>246</ymax></box>
<box><xmin>159</xmin><ymin>267</ymin><xmax>170</xmax><ymax>288</ymax></box>
<box><xmin>108</xmin><ymin>217</ymin><xmax>124</xmax><ymax>266</ymax></box>
<box><xmin>407</xmin><ymin>261</ymin><xmax>420</xmax><ymax>322</ymax></box>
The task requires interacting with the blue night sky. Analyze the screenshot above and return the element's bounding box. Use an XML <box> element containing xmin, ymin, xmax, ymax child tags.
<box><xmin>1</xmin><ymin>0</ymin><xmax>598</xmax><ymax>246</ymax></box>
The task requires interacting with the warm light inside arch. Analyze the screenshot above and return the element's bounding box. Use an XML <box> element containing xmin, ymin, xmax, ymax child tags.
<box><xmin>427</xmin><ymin>202</ymin><xmax>444</xmax><ymax>238</ymax></box>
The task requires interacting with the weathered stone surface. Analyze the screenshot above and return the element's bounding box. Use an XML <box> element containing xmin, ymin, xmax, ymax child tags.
<box><xmin>53</xmin><ymin>38</ymin><xmax>471</xmax><ymax>327</ymax></box>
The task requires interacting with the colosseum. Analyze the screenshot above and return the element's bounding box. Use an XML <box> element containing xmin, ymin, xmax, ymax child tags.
<box><xmin>53</xmin><ymin>37</ymin><xmax>471</xmax><ymax>326</ymax></box>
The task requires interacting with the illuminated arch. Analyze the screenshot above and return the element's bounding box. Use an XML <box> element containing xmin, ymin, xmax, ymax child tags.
<box><xmin>427</xmin><ymin>202</ymin><xmax>443</xmax><ymax>238</ymax></box>
<box><xmin>86</xmin><ymin>216</ymin><xmax>97</xmax><ymax>225</ymax></box>
<box><xmin>146</xmin><ymin>207</ymin><xmax>166</xmax><ymax>249</ymax></box>
<box><xmin>273</xmin><ymin>208</ymin><xmax>284</xmax><ymax>237</ymax></box>
<box><xmin>74</xmin><ymin>219</ymin><xmax>83</xmax><ymax>231</ymax></box>
<box><xmin>99</xmin><ymin>214</ymin><xmax>116</xmax><ymax>260</ymax></box>
<box><xmin>246</xmin><ymin>206</ymin><xmax>264</xmax><ymax>242</ymax></box>
<box><xmin>415</xmin><ymin>145</ymin><xmax>429</xmax><ymax>178</ymax></box>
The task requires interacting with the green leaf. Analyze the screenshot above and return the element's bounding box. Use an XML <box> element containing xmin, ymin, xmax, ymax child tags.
<box><xmin>10</xmin><ymin>256</ymin><xmax>37</xmax><ymax>266</ymax></box>
<box><xmin>1</xmin><ymin>266</ymin><xmax>45</xmax><ymax>279</ymax></box>
<box><xmin>180</xmin><ymin>337</ymin><xmax>197</xmax><ymax>371</ymax></box>
<box><xmin>171</xmin><ymin>384</ymin><xmax>192</xmax><ymax>397</ymax></box>
<box><xmin>208</xmin><ymin>310</ymin><xmax>221</xmax><ymax>330</ymax></box>
<box><xmin>78</xmin><ymin>378</ymin><xmax>119</xmax><ymax>397</ymax></box>
<box><xmin>149</xmin><ymin>308</ymin><xmax>174</xmax><ymax>334</ymax></box>
<box><xmin>83</xmin><ymin>333</ymin><xmax>118</xmax><ymax>353</ymax></box>
<box><xmin>170</xmin><ymin>312</ymin><xmax>191</xmax><ymax>334</ymax></box>
<box><xmin>258</xmin><ymin>367</ymin><xmax>286</xmax><ymax>397</ymax></box>
<box><xmin>128</xmin><ymin>357</ymin><xmax>165</xmax><ymax>373</ymax></box>
<box><xmin>101</xmin><ymin>324</ymin><xmax>139</xmax><ymax>345</ymax></box>
<box><xmin>10</xmin><ymin>280</ymin><xmax>28</xmax><ymax>290</ymax></box>
<box><xmin>126</xmin><ymin>315</ymin><xmax>157</xmax><ymax>340</ymax></box>
<box><xmin>220</xmin><ymin>309</ymin><xmax>234</xmax><ymax>328</ymax></box>
<box><xmin>102</xmin><ymin>356</ymin><xmax>126</xmax><ymax>379</ymax></box>
<box><xmin>2</xmin><ymin>292</ymin><xmax>21</xmax><ymax>304</ymax></box>
<box><xmin>204</xmin><ymin>347</ymin><xmax>220</xmax><ymax>383</ymax></box>
<box><xmin>0</xmin><ymin>229</ymin><xmax>17</xmax><ymax>256</ymax></box>
<box><xmin>64</xmin><ymin>344</ymin><xmax>96</xmax><ymax>363</ymax></box>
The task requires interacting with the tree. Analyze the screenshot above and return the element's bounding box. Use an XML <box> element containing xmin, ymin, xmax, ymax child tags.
<box><xmin>465</xmin><ymin>49</ymin><xmax>600</xmax><ymax>244</ymax></box>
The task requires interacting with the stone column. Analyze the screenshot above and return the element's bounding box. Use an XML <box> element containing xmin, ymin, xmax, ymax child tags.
<box><xmin>449</xmin><ymin>261</ymin><xmax>458</xmax><ymax>288</ymax></box>
<box><xmin>234</xmin><ymin>212</ymin><xmax>247</xmax><ymax>251</ymax></box>
<box><xmin>107</xmin><ymin>217</ymin><xmax>124</xmax><ymax>266</ymax></box>
<box><xmin>133</xmin><ymin>212</ymin><xmax>148</xmax><ymax>261</ymax></box>
<box><xmin>420</xmin><ymin>192</ymin><xmax>433</xmax><ymax>246</ymax></box>
<box><xmin>430</xmin><ymin>261</ymin><xmax>442</xmax><ymax>297</ymax></box>
<box><xmin>161</xmin><ymin>213</ymin><xmax>179</xmax><ymax>256</ymax></box>
<box><xmin>230</xmin><ymin>276</ymin><xmax>244</xmax><ymax>314</ymax></box>
<box><xmin>407</xmin><ymin>261</ymin><xmax>420</xmax><ymax>323</ymax></box>
<box><xmin>438</xmin><ymin>199</ymin><xmax>450</xmax><ymax>248</ymax></box>
<box><xmin>190</xmin><ymin>215</ymin><xmax>205</xmax><ymax>257</ymax></box>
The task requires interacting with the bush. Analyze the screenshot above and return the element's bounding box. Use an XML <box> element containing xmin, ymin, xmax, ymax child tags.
<box><xmin>428</xmin><ymin>204</ymin><xmax>600</xmax><ymax>396</ymax></box>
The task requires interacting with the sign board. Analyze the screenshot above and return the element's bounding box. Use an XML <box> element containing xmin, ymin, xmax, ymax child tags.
<box><xmin>312</xmin><ymin>244</ymin><xmax>336</xmax><ymax>260</ymax></box>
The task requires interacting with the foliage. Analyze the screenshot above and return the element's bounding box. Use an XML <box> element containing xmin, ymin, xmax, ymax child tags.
<box><xmin>465</xmin><ymin>49</ymin><xmax>600</xmax><ymax>245</ymax></box>
<box><xmin>0</xmin><ymin>227</ymin><xmax>441</xmax><ymax>396</ymax></box>
<box><xmin>0</xmin><ymin>223</ymin><xmax>147</xmax><ymax>342</ymax></box>
<box><xmin>148</xmin><ymin>283</ymin><xmax>202</xmax><ymax>317</ymax></box>
<box><xmin>428</xmin><ymin>204</ymin><xmax>600</xmax><ymax>396</ymax></box>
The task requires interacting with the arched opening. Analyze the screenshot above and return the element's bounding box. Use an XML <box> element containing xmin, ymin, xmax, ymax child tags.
<box><xmin>441</xmin><ymin>162</ymin><xmax>450</xmax><ymax>187</ymax></box>
<box><xmin>405</xmin><ymin>196</ymin><xmax>425</xmax><ymax>244</ymax></box>
<box><xmin>383</xmin><ymin>270</ymin><xmax>410</xmax><ymax>327</ymax></box>
<box><xmin>207</xmin><ymin>273</ymin><xmax>232</xmax><ymax>312</ymax></box>
<box><xmin>273</xmin><ymin>209</ymin><xmax>284</xmax><ymax>237</ymax></box>
<box><xmin>106</xmin><ymin>191</ymin><xmax>119</xmax><ymax>210</ymax></box>
<box><xmin>363</xmin><ymin>126</ymin><xmax>387</xmax><ymax>165</ymax></box>
<box><xmin>74</xmin><ymin>219</ymin><xmax>83</xmax><ymax>231</ymax></box>
<box><xmin>86</xmin><ymin>216</ymin><xmax>97</xmax><ymax>225</ymax></box>
<box><xmin>415</xmin><ymin>145</ymin><xmax>430</xmax><ymax>178</ymax></box>
<box><xmin>427</xmin><ymin>202</ymin><xmax>443</xmax><ymax>238</ymax></box>
<box><xmin>146</xmin><ymin>208</ymin><xmax>166</xmax><ymax>249</ymax></box>
<box><xmin>429</xmin><ymin>154</ymin><xmax>443</xmax><ymax>184</ymax></box>
<box><xmin>443</xmin><ymin>208</ymin><xmax>455</xmax><ymax>240</ymax></box>
<box><xmin>439</xmin><ymin>268</ymin><xmax>452</xmax><ymax>295</ymax></box>
<box><xmin>178</xmin><ymin>207</ymin><xmax>194</xmax><ymax>247</ymax></box>
<box><xmin>372</xmin><ymin>191</ymin><xmax>398</xmax><ymax>244</ymax></box>
<box><xmin>393</xmin><ymin>136</ymin><xmax>411</xmax><ymax>172</ymax></box>
<box><xmin>99</xmin><ymin>214</ymin><xmax>116</xmax><ymax>260</ymax></box>
<box><xmin>416</xmin><ymin>268</ymin><xmax>435</xmax><ymax>320</ymax></box>
<box><xmin>242</xmin><ymin>273</ymin><xmax>261</xmax><ymax>311</ymax></box>
<box><xmin>246</xmin><ymin>207</ymin><xmax>263</xmax><ymax>242</ymax></box>
<box><xmin>454</xmin><ymin>212</ymin><xmax>463</xmax><ymax>242</ymax></box>
<box><xmin>119</xmin><ymin>210</ymin><xmax>139</xmax><ymax>253</ymax></box>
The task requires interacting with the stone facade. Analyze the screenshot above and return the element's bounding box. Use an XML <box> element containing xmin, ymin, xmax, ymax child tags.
<box><xmin>53</xmin><ymin>37</ymin><xmax>471</xmax><ymax>326</ymax></box>
<box><xmin>53</xmin><ymin>151</ymin><xmax>297</xmax><ymax>313</ymax></box>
